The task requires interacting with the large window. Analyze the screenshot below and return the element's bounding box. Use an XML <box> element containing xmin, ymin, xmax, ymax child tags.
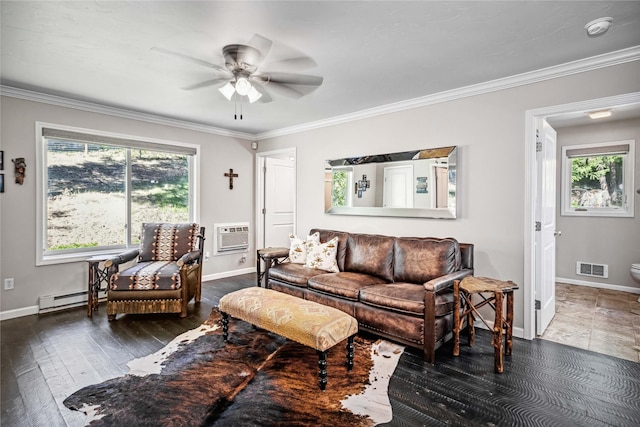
<box><xmin>561</xmin><ymin>140</ymin><xmax>635</xmax><ymax>217</ymax></box>
<box><xmin>37</xmin><ymin>123</ymin><xmax>198</xmax><ymax>264</ymax></box>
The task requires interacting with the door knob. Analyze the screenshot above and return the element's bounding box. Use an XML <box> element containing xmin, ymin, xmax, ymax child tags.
<box><xmin>554</xmin><ymin>230</ymin><xmax>562</xmax><ymax>237</ymax></box>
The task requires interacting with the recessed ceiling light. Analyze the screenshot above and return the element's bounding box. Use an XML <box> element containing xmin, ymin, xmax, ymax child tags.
<box><xmin>584</xmin><ymin>17</ymin><xmax>613</xmax><ymax>37</ymax></box>
<box><xmin>587</xmin><ymin>109</ymin><xmax>613</xmax><ymax>119</ymax></box>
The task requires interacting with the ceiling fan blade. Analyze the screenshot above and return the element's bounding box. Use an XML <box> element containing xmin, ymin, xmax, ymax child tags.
<box><xmin>262</xmin><ymin>82</ymin><xmax>305</xmax><ymax>99</ymax></box>
<box><xmin>251</xmin><ymin>81</ymin><xmax>273</xmax><ymax>103</ymax></box>
<box><xmin>151</xmin><ymin>47</ymin><xmax>228</xmax><ymax>73</ymax></box>
<box><xmin>263</xmin><ymin>56</ymin><xmax>318</xmax><ymax>70</ymax></box>
<box><xmin>257</xmin><ymin>72</ymin><xmax>323</xmax><ymax>87</ymax></box>
<box><xmin>182</xmin><ymin>77</ymin><xmax>229</xmax><ymax>90</ymax></box>
<box><xmin>247</xmin><ymin>33</ymin><xmax>272</xmax><ymax>62</ymax></box>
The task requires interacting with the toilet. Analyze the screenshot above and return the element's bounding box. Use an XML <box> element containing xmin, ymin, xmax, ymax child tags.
<box><xmin>632</xmin><ymin>263</ymin><xmax>640</xmax><ymax>302</ymax></box>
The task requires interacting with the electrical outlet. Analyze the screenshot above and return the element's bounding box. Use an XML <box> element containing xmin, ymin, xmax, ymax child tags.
<box><xmin>4</xmin><ymin>278</ymin><xmax>15</xmax><ymax>290</ymax></box>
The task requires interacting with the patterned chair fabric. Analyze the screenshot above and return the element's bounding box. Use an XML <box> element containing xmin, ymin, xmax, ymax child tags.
<box><xmin>110</xmin><ymin>223</ymin><xmax>200</xmax><ymax>291</ymax></box>
<box><xmin>138</xmin><ymin>223</ymin><xmax>200</xmax><ymax>262</ymax></box>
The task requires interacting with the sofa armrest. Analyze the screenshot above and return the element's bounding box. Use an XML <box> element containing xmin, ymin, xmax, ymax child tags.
<box><xmin>423</xmin><ymin>269</ymin><xmax>474</xmax><ymax>292</ymax></box>
<box><xmin>104</xmin><ymin>249</ymin><xmax>139</xmax><ymax>269</ymax></box>
<box><xmin>177</xmin><ymin>250</ymin><xmax>202</xmax><ymax>267</ymax></box>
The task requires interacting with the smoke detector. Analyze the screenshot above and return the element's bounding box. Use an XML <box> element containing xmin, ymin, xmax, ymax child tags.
<box><xmin>584</xmin><ymin>17</ymin><xmax>613</xmax><ymax>37</ymax></box>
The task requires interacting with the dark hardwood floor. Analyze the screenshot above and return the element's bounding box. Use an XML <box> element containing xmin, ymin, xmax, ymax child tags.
<box><xmin>2</xmin><ymin>273</ymin><xmax>639</xmax><ymax>426</ymax></box>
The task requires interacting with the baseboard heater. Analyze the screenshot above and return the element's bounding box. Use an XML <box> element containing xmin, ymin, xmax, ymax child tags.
<box><xmin>576</xmin><ymin>262</ymin><xmax>609</xmax><ymax>279</ymax></box>
<box><xmin>39</xmin><ymin>290</ymin><xmax>94</xmax><ymax>313</ymax></box>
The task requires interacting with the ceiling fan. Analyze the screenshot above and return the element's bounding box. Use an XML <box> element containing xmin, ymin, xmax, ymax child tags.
<box><xmin>153</xmin><ymin>34</ymin><xmax>324</xmax><ymax>105</ymax></box>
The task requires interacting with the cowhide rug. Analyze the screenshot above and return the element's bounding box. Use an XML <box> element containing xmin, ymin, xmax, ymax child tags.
<box><xmin>64</xmin><ymin>308</ymin><xmax>403</xmax><ymax>426</ymax></box>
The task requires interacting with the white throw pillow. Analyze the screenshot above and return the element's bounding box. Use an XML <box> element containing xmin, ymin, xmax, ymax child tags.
<box><xmin>304</xmin><ymin>236</ymin><xmax>339</xmax><ymax>272</ymax></box>
<box><xmin>289</xmin><ymin>232</ymin><xmax>320</xmax><ymax>264</ymax></box>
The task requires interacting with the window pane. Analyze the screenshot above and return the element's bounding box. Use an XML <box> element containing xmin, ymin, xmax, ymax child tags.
<box><xmin>46</xmin><ymin>140</ymin><xmax>126</xmax><ymax>251</ymax></box>
<box><xmin>570</xmin><ymin>154</ymin><xmax>624</xmax><ymax>209</ymax></box>
<box><xmin>130</xmin><ymin>150</ymin><xmax>190</xmax><ymax>243</ymax></box>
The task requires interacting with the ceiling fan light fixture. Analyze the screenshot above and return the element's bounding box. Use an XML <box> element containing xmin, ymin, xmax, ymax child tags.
<box><xmin>247</xmin><ymin>85</ymin><xmax>262</xmax><ymax>103</ymax></box>
<box><xmin>235</xmin><ymin>77</ymin><xmax>252</xmax><ymax>96</ymax></box>
<box><xmin>219</xmin><ymin>82</ymin><xmax>235</xmax><ymax>101</ymax></box>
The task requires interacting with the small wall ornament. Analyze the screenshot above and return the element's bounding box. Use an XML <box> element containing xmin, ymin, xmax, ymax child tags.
<box><xmin>12</xmin><ymin>157</ymin><xmax>26</xmax><ymax>185</ymax></box>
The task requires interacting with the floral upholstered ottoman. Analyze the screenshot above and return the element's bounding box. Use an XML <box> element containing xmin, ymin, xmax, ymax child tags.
<box><xmin>219</xmin><ymin>287</ymin><xmax>358</xmax><ymax>390</ymax></box>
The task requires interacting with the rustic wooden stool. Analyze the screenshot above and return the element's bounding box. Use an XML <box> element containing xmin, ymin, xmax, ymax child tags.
<box><xmin>453</xmin><ymin>276</ymin><xmax>519</xmax><ymax>373</ymax></box>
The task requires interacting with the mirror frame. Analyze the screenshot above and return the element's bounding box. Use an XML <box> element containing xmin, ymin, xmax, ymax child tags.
<box><xmin>325</xmin><ymin>146</ymin><xmax>457</xmax><ymax>219</ymax></box>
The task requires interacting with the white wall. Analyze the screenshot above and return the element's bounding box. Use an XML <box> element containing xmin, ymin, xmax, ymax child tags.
<box><xmin>257</xmin><ymin>61</ymin><xmax>640</xmax><ymax>331</ymax></box>
<box><xmin>0</xmin><ymin>96</ymin><xmax>254</xmax><ymax>314</ymax></box>
<box><xmin>555</xmin><ymin>118</ymin><xmax>640</xmax><ymax>289</ymax></box>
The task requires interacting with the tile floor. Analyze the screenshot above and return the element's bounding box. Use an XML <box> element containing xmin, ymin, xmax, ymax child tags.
<box><xmin>541</xmin><ymin>282</ymin><xmax>640</xmax><ymax>363</ymax></box>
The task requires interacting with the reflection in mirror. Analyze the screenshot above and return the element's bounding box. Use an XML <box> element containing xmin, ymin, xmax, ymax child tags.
<box><xmin>324</xmin><ymin>146</ymin><xmax>457</xmax><ymax>219</ymax></box>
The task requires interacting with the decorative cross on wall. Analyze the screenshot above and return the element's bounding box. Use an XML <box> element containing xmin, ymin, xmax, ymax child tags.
<box><xmin>224</xmin><ymin>169</ymin><xmax>239</xmax><ymax>189</ymax></box>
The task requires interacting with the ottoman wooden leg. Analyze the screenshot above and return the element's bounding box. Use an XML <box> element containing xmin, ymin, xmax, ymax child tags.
<box><xmin>221</xmin><ymin>312</ymin><xmax>229</xmax><ymax>341</ymax></box>
<box><xmin>346</xmin><ymin>335</ymin><xmax>355</xmax><ymax>371</ymax></box>
<box><xmin>317</xmin><ymin>350</ymin><xmax>328</xmax><ymax>391</ymax></box>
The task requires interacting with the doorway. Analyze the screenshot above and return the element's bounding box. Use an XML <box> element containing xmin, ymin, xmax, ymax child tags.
<box><xmin>524</xmin><ymin>92</ymin><xmax>640</xmax><ymax>340</ymax></box>
<box><xmin>255</xmin><ymin>148</ymin><xmax>296</xmax><ymax>251</ymax></box>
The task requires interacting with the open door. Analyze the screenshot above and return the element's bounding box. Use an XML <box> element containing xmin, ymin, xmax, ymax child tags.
<box><xmin>535</xmin><ymin>119</ymin><xmax>558</xmax><ymax>335</ymax></box>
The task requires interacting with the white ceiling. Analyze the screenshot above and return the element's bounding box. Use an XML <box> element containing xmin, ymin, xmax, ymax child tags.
<box><xmin>2</xmin><ymin>1</ymin><xmax>640</xmax><ymax>136</ymax></box>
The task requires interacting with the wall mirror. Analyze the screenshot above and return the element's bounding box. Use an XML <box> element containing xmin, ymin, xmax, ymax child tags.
<box><xmin>324</xmin><ymin>146</ymin><xmax>457</xmax><ymax>219</ymax></box>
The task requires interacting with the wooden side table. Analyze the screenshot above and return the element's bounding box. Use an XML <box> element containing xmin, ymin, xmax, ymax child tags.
<box><xmin>453</xmin><ymin>276</ymin><xmax>519</xmax><ymax>373</ymax></box>
<box><xmin>87</xmin><ymin>255</ymin><xmax>110</xmax><ymax>317</ymax></box>
<box><xmin>256</xmin><ymin>247</ymin><xmax>289</xmax><ymax>287</ymax></box>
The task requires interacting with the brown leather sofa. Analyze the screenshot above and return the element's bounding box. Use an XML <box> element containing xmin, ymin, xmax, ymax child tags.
<box><xmin>265</xmin><ymin>229</ymin><xmax>474</xmax><ymax>363</ymax></box>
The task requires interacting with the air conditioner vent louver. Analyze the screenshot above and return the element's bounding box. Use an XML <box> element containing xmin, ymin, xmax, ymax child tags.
<box><xmin>214</xmin><ymin>223</ymin><xmax>249</xmax><ymax>254</ymax></box>
<box><xmin>576</xmin><ymin>262</ymin><xmax>608</xmax><ymax>278</ymax></box>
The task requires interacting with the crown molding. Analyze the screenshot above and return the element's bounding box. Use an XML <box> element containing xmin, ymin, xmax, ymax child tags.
<box><xmin>0</xmin><ymin>85</ymin><xmax>256</xmax><ymax>141</ymax></box>
<box><xmin>256</xmin><ymin>46</ymin><xmax>640</xmax><ymax>140</ymax></box>
<box><xmin>2</xmin><ymin>46</ymin><xmax>638</xmax><ymax>142</ymax></box>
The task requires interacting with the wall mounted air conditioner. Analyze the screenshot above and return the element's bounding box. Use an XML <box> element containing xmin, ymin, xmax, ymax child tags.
<box><xmin>214</xmin><ymin>222</ymin><xmax>249</xmax><ymax>255</ymax></box>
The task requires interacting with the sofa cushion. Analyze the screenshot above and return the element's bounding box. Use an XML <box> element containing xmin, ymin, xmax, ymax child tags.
<box><xmin>269</xmin><ymin>263</ymin><xmax>327</xmax><ymax>286</ymax></box>
<box><xmin>359</xmin><ymin>283</ymin><xmax>455</xmax><ymax>317</ymax></box>
<box><xmin>308</xmin><ymin>272</ymin><xmax>388</xmax><ymax>301</ymax></box>
<box><xmin>304</xmin><ymin>237</ymin><xmax>339</xmax><ymax>272</ymax></box>
<box><xmin>344</xmin><ymin>233</ymin><xmax>395</xmax><ymax>282</ymax></box>
<box><xmin>110</xmin><ymin>261</ymin><xmax>182</xmax><ymax>291</ymax></box>
<box><xmin>288</xmin><ymin>232</ymin><xmax>320</xmax><ymax>264</ymax></box>
<box><xmin>138</xmin><ymin>223</ymin><xmax>199</xmax><ymax>262</ymax></box>
<box><xmin>393</xmin><ymin>237</ymin><xmax>461</xmax><ymax>283</ymax></box>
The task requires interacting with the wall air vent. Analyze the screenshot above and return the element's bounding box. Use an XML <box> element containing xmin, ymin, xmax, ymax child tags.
<box><xmin>214</xmin><ymin>222</ymin><xmax>249</xmax><ymax>254</ymax></box>
<box><xmin>576</xmin><ymin>261</ymin><xmax>608</xmax><ymax>278</ymax></box>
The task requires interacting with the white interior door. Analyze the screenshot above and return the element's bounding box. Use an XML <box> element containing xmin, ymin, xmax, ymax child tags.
<box><xmin>383</xmin><ymin>165</ymin><xmax>414</xmax><ymax>208</ymax></box>
<box><xmin>264</xmin><ymin>156</ymin><xmax>294</xmax><ymax>248</ymax></box>
<box><xmin>535</xmin><ymin>119</ymin><xmax>558</xmax><ymax>335</ymax></box>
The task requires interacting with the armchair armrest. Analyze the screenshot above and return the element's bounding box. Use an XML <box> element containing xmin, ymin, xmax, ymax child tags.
<box><xmin>104</xmin><ymin>249</ymin><xmax>140</xmax><ymax>269</ymax></box>
<box><xmin>177</xmin><ymin>250</ymin><xmax>202</xmax><ymax>267</ymax></box>
<box><xmin>423</xmin><ymin>269</ymin><xmax>474</xmax><ymax>292</ymax></box>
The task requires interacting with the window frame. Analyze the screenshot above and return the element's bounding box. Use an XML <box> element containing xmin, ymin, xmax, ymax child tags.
<box><xmin>36</xmin><ymin>122</ymin><xmax>200</xmax><ymax>265</ymax></box>
<box><xmin>560</xmin><ymin>139</ymin><xmax>635</xmax><ymax>218</ymax></box>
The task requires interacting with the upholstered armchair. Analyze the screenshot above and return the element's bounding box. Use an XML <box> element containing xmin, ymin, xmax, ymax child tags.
<box><xmin>105</xmin><ymin>223</ymin><xmax>205</xmax><ymax>321</ymax></box>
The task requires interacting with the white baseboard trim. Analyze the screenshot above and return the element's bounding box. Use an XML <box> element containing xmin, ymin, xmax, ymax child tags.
<box><xmin>556</xmin><ymin>277</ymin><xmax>640</xmax><ymax>294</ymax></box>
<box><xmin>1</xmin><ymin>268</ymin><xmax>256</xmax><ymax>321</ymax></box>
<box><xmin>202</xmin><ymin>267</ymin><xmax>255</xmax><ymax>283</ymax></box>
<box><xmin>0</xmin><ymin>305</ymin><xmax>39</xmax><ymax>321</ymax></box>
